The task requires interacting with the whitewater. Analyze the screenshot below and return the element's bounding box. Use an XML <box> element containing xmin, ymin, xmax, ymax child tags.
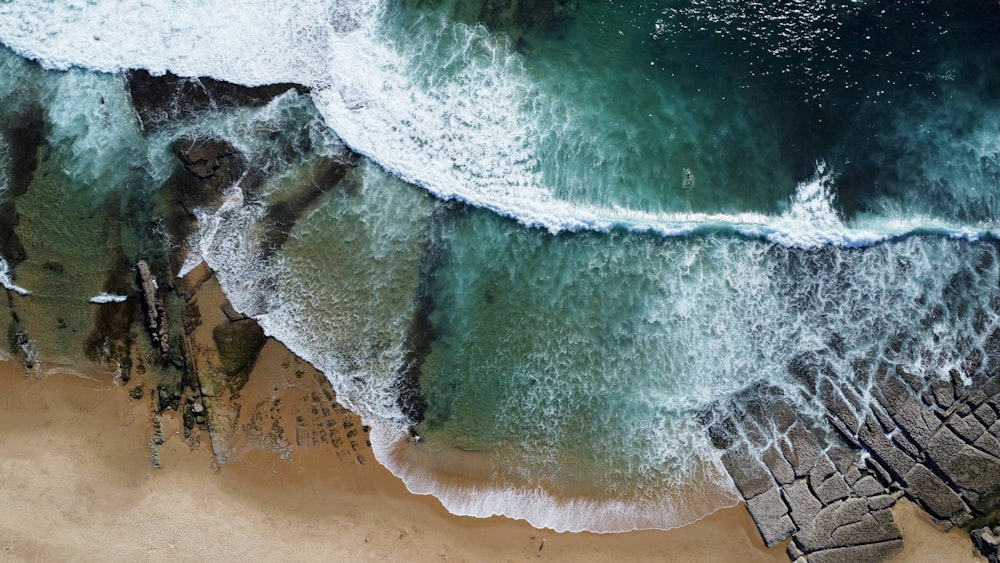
<box><xmin>3</xmin><ymin>0</ymin><xmax>1000</xmax><ymax>535</ymax></box>
<box><xmin>1</xmin><ymin>0</ymin><xmax>995</xmax><ymax>247</ymax></box>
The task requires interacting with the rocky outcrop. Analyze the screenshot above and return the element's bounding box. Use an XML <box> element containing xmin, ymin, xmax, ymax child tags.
<box><xmin>709</xmin><ymin>394</ymin><xmax>904</xmax><ymax>562</ymax></box>
<box><xmin>972</xmin><ymin>527</ymin><xmax>1000</xmax><ymax>562</ymax></box>
<box><xmin>175</xmin><ymin>137</ymin><xmax>241</xmax><ymax>181</ymax></box>
<box><xmin>717</xmin><ymin>345</ymin><xmax>1000</xmax><ymax>562</ymax></box>
<box><xmin>137</xmin><ymin>261</ymin><xmax>170</xmax><ymax>363</ymax></box>
<box><xmin>127</xmin><ymin>70</ymin><xmax>309</xmax><ymax>132</ymax></box>
<box><xmin>212</xmin><ymin>318</ymin><xmax>266</xmax><ymax>392</ymax></box>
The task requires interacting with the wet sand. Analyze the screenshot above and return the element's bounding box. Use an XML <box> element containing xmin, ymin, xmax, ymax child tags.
<box><xmin>0</xmin><ymin>351</ymin><xmax>780</xmax><ymax>561</ymax></box>
<box><xmin>0</xmin><ymin>357</ymin><xmax>985</xmax><ymax>562</ymax></box>
<box><xmin>0</xmin><ymin>270</ymin><xmax>985</xmax><ymax>561</ymax></box>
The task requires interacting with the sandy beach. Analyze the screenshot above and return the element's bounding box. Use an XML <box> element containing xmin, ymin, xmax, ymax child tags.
<box><xmin>0</xmin><ymin>353</ymin><xmax>778</xmax><ymax>561</ymax></box>
<box><xmin>0</xmin><ymin>269</ymin><xmax>985</xmax><ymax>562</ymax></box>
<box><xmin>0</xmin><ymin>356</ymin><xmax>983</xmax><ymax>561</ymax></box>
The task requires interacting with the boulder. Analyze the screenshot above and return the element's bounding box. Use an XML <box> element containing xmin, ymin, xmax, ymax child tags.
<box><xmin>971</xmin><ymin>527</ymin><xmax>1000</xmax><ymax>563</ymax></box>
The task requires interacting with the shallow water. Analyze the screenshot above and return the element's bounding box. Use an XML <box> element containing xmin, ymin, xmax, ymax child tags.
<box><xmin>2</xmin><ymin>1</ymin><xmax>1000</xmax><ymax>532</ymax></box>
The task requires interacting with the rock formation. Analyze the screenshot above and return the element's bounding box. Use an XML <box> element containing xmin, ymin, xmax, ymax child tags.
<box><xmin>714</xmin><ymin>342</ymin><xmax>1000</xmax><ymax>561</ymax></box>
<box><xmin>137</xmin><ymin>260</ymin><xmax>170</xmax><ymax>363</ymax></box>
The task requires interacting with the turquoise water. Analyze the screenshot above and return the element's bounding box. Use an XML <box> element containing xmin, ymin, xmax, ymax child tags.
<box><xmin>3</xmin><ymin>1</ymin><xmax>1000</xmax><ymax>532</ymax></box>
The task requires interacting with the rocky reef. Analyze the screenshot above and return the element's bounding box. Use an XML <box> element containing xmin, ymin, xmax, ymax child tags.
<box><xmin>712</xmin><ymin>342</ymin><xmax>1000</xmax><ymax>561</ymax></box>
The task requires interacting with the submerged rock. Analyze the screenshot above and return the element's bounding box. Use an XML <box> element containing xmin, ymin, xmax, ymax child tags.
<box><xmin>175</xmin><ymin>138</ymin><xmax>240</xmax><ymax>180</ymax></box>
<box><xmin>127</xmin><ymin>69</ymin><xmax>309</xmax><ymax>132</ymax></box>
<box><xmin>137</xmin><ymin>260</ymin><xmax>170</xmax><ymax>363</ymax></box>
<box><xmin>0</xmin><ymin>103</ymin><xmax>46</xmax><ymax>269</ymax></box>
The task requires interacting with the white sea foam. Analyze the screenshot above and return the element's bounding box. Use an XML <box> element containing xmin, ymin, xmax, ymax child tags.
<box><xmin>0</xmin><ymin>0</ymin><xmax>986</xmax><ymax>248</ymax></box>
<box><xmin>369</xmin><ymin>424</ymin><xmax>741</xmax><ymax>533</ymax></box>
<box><xmin>0</xmin><ymin>256</ymin><xmax>30</xmax><ymax>296</ymax></box>
<box><xmin>8</xmin><ymin>0</ymin><xmax>1000</xmax><ymax>537</ymax></box>
<box><xmin>88</xmin><ymin>292</ymin><xmax>128</xmax><ymax>304</ymax></box>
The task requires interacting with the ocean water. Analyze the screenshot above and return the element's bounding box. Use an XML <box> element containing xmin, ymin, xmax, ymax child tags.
<box><xmin>3</xmin><ymin>0</ymin><xmax>1000</xmax><ymax>532</ymax></box>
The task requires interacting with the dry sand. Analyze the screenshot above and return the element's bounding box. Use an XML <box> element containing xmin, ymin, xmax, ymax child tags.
<box><xmin>0</xmin><ymin>270</ymin><xmax>986</xmax><ymax>561</ymax></box>
<box><xmin>0</xmin><ymin>356</ymin><xmax>782</xmax><ymax>562</ymax></box>
<box><xmin>0</xmin><ymin>358</ymin><xmax>984</xmax><ymax>563</ymax></box>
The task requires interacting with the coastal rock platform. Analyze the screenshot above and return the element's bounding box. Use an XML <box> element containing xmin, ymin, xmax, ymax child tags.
<box><xmin>713</xmin><ymin>347</ymin><xmax>1000</xmax><ymax>561</ymax></box>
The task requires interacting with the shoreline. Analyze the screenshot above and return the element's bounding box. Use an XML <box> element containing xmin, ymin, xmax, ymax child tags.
<box><xmin>0</xmin><ymin>343</ymin><xmax>782</xmax><ymax>561</ymax></box>
<box><xmin>0</xmin><ymin>265</ymin><xmax>983</xmax><ymax>561</ymax></box>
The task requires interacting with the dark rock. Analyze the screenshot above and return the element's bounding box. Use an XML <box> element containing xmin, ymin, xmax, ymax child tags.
<box><xmin>212</xmin><ymin>318</ymin><xmax>266</xmax><ymax>384</ymax></box>
<box><xmin>720</xmin><ymin>445</ymin><xmax>774</xmax><ymax>500</ymax></box>
<box><xmin>41</xmin><ymin>261</ymin><xmax>64</xmax><ymax>274</ymax></box>
<box><xmin>175</xmin><ymin>138</ymin><xmax>238</xmax><ymax>180</ymax></box>
<box><xmin>971</xmin><ymin>527</ymin><xmax>1000</xmax><ymax>563</ymax></box>
<box><xmin>459</xmin><ymin>0</ymin><xmax>577</xmax><ymax>37</ymax></box>
<box><xmin>257</xmin><ymin>157</ymin><xmax>352</xmax><ymax>260</ymax></box>
<box><xmin>127</xmin><ymin>69</ymin><xmax>309</xmax><ymax>132</ymax></box>
<box><xmin>4</xmin><ymin>102</ymin><xmax>46</xmax><ymax>198</ymax></box>
<box><xmin>220</xmin><ymin>300</ymin><xmax>246</xmax><ymax>322</ymax></box>
<box><xmin>129</xmin><ymin>385</ymin><xmax>144</xmax><ymax>400</ymax></box>
<box><xmin>0</xmin><ymin>103</ymin><xmax>45</xmax><ymax>269</ymax></box>
<box><xmin>137</xmin><ymin>261</ymin><xmax>170</xmax><ymax>363</ymax></box>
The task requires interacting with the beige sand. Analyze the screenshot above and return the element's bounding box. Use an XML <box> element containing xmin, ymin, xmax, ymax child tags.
<box><xmin>0</xmin><ymin>354</ymin><xmax>784</xmax><ymax>562</ymax></box>
<box><xmin>0</xmin><ymin>270</ymin><xmax>984</xmax><ymax>561</ymax></box>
